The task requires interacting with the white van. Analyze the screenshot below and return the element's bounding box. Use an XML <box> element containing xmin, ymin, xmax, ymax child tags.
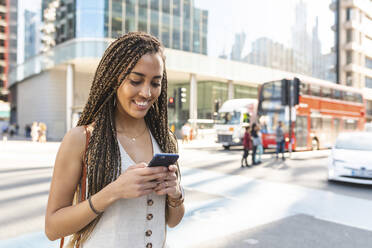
<box><xmin>214</xmin><ymin>98</ymin><xmax>257</xmax><ymax>149</ymax></box>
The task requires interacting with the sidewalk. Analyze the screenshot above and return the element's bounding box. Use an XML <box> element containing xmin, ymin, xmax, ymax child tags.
<box><xmin>178</xmin><ymin>137</ymin><xmax>221</xmax><ymax>150</ymax></box>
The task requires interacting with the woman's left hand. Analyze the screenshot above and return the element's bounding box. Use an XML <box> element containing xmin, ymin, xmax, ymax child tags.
<box><xmin>154</xmin><ymin>164</ymin><xmax>181</xmax><ymax>198</ymax></box>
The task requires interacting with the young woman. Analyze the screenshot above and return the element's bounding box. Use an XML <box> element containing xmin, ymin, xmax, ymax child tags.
<box><xmin>45</xmin><ymin>32</ymin><xmax>185</xmax><ymax>248</ymax></box>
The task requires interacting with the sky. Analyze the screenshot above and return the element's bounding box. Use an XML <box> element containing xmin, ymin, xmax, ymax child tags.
<box><xmin>194</xmin><ymin>0</ymin><xmax>335</xmax><ymax>57</ymax></box>
<box><xmin>18</xmin><ymin>0</ymin><xmax>335</xmax><ymax>62</ymax></box>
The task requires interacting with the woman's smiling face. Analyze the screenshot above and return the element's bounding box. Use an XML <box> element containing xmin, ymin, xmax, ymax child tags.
<box><xmin>116</xmin><ymin>53</ymin><xmax>164</xmax><ymax>120</ymax></box>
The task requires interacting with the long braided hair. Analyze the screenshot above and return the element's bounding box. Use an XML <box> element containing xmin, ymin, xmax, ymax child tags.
<box><xmin>68</xmin><ymin>32</ymin><xmax>178</xmax><ymax>247</ymax></box>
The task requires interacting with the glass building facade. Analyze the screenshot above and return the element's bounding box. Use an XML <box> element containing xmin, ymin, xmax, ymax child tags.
<box><xmin>49</xmin><ymin>0</ymin><xmax>208</xmax><ymax>54</ymax></box>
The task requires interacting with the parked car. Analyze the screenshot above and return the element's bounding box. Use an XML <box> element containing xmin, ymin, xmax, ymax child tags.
<box><xmin>328</xmin><ymin>132</ymin><xmax>372</xmax><ymax>185</ymax></box>
<box><xmin>365</xmin><ymin>122</ymin><xmax>372</xmax><ymax>132</ymax></box>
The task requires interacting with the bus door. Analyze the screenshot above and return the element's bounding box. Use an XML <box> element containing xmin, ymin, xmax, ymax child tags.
<box><xmin>295</xmin><ymin>115</ymin><xmax>308</xmax><ymax>149</ymax></box>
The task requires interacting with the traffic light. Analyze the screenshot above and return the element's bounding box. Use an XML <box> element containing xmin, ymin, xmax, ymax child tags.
<box><xmin>178</xmin><ymin>87</ymin><xmax>187</xmax><ymax>109</ymax></box>
<box><xmin>281</xmin><ymin>79</ymin><xmax>290</xmax><ymax>106</ymax></box>
<box><xmin>293</xmin><ymin>77</ymin><xmax>300</xmax><ymax>105</ymax></box>
<box><xmin>168</xmin><ymin>96</ymin><xmax>175</xmax><ymax>108</ymax></box>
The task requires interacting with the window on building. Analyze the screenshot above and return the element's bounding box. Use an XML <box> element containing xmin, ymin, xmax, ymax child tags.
<box><xmin>172</xmin><ymin>15</ymin><xmax>181</xmax><ymax>50</ymax></box>
<box><xmin>67</xmin><ymin>3</ymin><xmax>73</xmax><ymax>12</ymax></box>
<box><xmin>0</xmin><ymin>53</ymin><xmax>4</xmax><ymax>60</ymax></box>
<box><xmin>150</xmin><ymin>0</ymin><xmax>158</xmax><ymax>10</ymax></box>
<box><xmin>112</xmin><ymin>0</ymin><xmax>123</xmax><ymax>37</ymax></box>
<box><xmin>161</xmin><ymin>14</ymin><xmax>170</xmax><ymax>47</ymax></box>
<box><xmin>346</xmin><ymin>72</ymin><xmax>352</xmax><ymax>86</ymax></box>
<box><xmin>150</xmin><ymin>11</ymin><xmax>159</xmax><ymax>38</ymax></box>
<box><xmin>359</xmin><ymin>32</ymin><xmax>363</xmax><ymax>44</ymax></box>
<box><xmin>0</xmin><ymin>66</ymin><xmax>4</xmax><ymax>74</ymax></box>
<box><xmin>183</xmin><ymin>0</ymin><xmax>191</xmax><ymax>18</ymax></box>
<box><xmin>366</xmin><ymin>57</ymin><xmax>372</xmax><ymax>70</ymax></box>
<box><xmin>138</xmin><ymin>0</ymin><xmax>148</xmax><ymax>32</ymax></box>
<box><xmin>162</xmin><ymin>0</ymin><xmax>170</xmax><ymax>13</ymax></box>
<box><xmin>193</xmin><ymin>8</ymin><xmax>201</xmax><ymax>53</ymax></box>
<box><xmin>346</xmin><ymin>8</ymin><xmax>352</xmax><ymax>21</ymax></box>
<box><xmin>125</xmin><ymin>0</ymin><xmax>135</xmax><ymax>32</ymax></box>
<box><xmin>173</xmin><ymin>0</ymin><xmax>180</xmax><ymax>16</ymax></box>
<box><xmin>346</xmin><ymin>29</ymin><xmax>352</xmax><ymax>42</ymax></box>
<box><xmin>346</xmin><ymin>51</ymin><xmax>352</xmax><ymax>64</ymax></box>
<box><xmin>366</xmin><ymin>77</ymin><xmax>372</xmax><ymax>89</ymax></box>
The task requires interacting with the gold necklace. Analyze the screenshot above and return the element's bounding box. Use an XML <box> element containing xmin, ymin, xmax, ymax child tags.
<box><xmin>121</xmin><ymin>126</ymin><xmax>147</xmax><ymax>142</ymax></box>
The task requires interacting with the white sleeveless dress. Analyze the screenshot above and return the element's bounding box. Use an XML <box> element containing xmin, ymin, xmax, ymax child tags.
<box><xmin>83</xmin><ymin>133</ymin><xmax>167</xmax><ymax>248</ymax></box>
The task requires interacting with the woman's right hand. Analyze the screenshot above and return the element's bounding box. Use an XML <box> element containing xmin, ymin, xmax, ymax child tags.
<box><xmin>109</xmin><ymin>163</ymin><xmax>168</xmax><ymax>199</ymax></box>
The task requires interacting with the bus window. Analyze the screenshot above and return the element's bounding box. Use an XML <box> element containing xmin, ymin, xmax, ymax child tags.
<box><xmin>300</xmin><ymin>83</ymin><xmax>310</xmax><ymax>95</ymax></box>
<box><xmin>333</xmin><ymin>90</ymin><xmax>343</xmax><ymax>100</ymax></box>
<box><xmin>311</xmin><ymin>117</ymin><xmax>322</xmax><ymax>130</ymax></box>
<box><xmin>310</xmin><ymin>85</ymin><xmax>321</xmax><ymax>97</ymax></box>
<box><xmin>322</xmin><ymin>87</ymin><xmax>332</xmax><ymax>98</ymax></box>
<box><xmin>262</xmin><ymin>81</ymin><xmax>281</xmax><ymax>99</ymax></box>
<box><xmin>344</xmin><ymin>92</ymin><xmax>355</xmax><ymax>102</ymax></box>
<box><xmin>322</xmin><ymin>117</ymin><xmax>332</xmax><ymax>132</ymax></box>
<box><xmin>354</xmin><ymin>93</ymin><xmax>363</xmax><ymax>103</ymax></box>
<box><xmin>345</xmin><ymin>119</ymin><xmax>357</xmax><ymax>130</ymax></box>
<box><xmin>332</xmin><ymin>118</ymin><xmax>341</xmax><ymax>141</ymax></box>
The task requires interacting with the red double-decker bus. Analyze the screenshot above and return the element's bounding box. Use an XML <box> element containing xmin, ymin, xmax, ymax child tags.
<box><xmin>257</xmin><ymin>77</ymin><xmax>365</xmax><ymax>151</ymax></box>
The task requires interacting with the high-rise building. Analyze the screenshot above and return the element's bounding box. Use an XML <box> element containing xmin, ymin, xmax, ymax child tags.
<box><xmin>0</xmin><ymin>0</ymin><xmax>7</xmax><ymax>96</ymax></box>
<box><xmin>291</xmin><ymin>0</ymin><xmax>312</xmax><ymax>76</ymax></box>
<box><xmin>230</xmin><ymin>32</ymin><xmax>246</xmax><ymax>61</ymax></box>
<box><xmin>330</xmin><ymin>0</ymin><xmax>372</xmax><ymax>121</ymax></box>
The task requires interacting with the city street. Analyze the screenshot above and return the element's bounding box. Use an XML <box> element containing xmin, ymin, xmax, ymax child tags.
<box><xmin>1</xmin><ymin>140</ymin><xmax>372</xmax><ymax>248</ymax></box>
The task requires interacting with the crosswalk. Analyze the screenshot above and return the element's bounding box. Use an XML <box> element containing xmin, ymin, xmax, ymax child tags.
<box><xmin>167</xmin><ymin>167</ymin><xmax>372</xmax><ymax>247</ymax></box>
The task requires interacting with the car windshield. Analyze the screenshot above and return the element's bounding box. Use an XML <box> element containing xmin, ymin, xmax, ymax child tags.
<box><xmin>215</xmin><ymin>111</ymin><xmax>241</xmax><ymax>124</ymax></box>
<box><xmin>335</xmin><ymin>134</ymin><xmax>372</xmax><ymax>151</ymax></box>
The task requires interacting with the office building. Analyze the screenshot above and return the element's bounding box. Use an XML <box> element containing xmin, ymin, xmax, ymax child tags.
<box><xmin>330</xmin><ymin>0</ymin><xmax>372</xmax><ymax>121</ymax></box>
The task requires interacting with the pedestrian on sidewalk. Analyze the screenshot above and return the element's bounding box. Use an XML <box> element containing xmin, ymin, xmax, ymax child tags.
<box><xmin>31</xmin><ymin>122</ymin><xmax>39</xmax><ymax>142</ymax></box>
<box><xmin>45</xmin><ymin>32</ymin><xmax>185</xmax><ymax>248</ymax></box>
<box><xmin>181</xmin><ymin>122</ymin><xmax>191</xmax><ymax>144</ymax></box>
<box><xmin>276</xmin><ymin>120</ymin><xmax>286</xmax><ymax>161</ymax></box>
<box><xmin>256</xmin><ymin>124</ymin><xmax>263</xmax><ymax>163</ymax></box>
<box><xmin>251</xmin><ymin>123</ymin><xmax>260</xmax><ymax>165</ymax></box>
<box><xmin>241</xmin><ymin>125</ymin><xmax>252</xmax><ymax>167</ymax></box>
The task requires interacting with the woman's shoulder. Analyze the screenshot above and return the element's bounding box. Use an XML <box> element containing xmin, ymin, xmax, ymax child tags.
<box><xmin>61</xmin><ymin>126</ymin><xmax>89</xmax><ymax>151</ymax></box>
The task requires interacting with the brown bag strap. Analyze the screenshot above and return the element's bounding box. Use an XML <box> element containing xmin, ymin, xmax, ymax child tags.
<box><xmin>60</xmin><ymin>125</ymin><xmax>90</xmax><ymax>248</ymax></box>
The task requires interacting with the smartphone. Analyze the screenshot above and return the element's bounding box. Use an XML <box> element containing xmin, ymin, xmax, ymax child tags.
<box><xmin>148</xmin><ymin>153</ymin><xmax>179</xmax><ymax>167</ymax></box>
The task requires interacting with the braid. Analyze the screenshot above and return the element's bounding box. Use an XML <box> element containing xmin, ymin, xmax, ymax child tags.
<box><xmin>69</xmin><ymin>32</ymin><xmax>177</xmax><ymax>247</ymax></box>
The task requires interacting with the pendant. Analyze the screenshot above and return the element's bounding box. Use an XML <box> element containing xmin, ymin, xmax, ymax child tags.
<box><xmin>132</xmin><ymin>138</ymin><xmax>136</xmax><ymax>142</ymax></box>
